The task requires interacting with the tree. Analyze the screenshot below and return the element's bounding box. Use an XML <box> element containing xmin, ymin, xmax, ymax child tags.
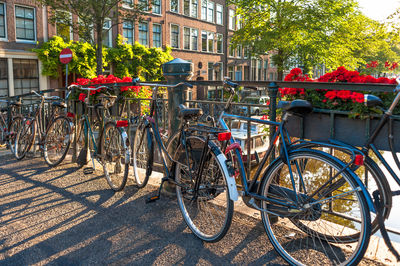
<box><xmin>36</xmin><ymin>0</ymin><xmax>144</xmax><ymax>75</ymax></box>
<box><xmin>229</xmin><ymin>0</ymin><xmax>362</xmax><ymax>79</ymax></box>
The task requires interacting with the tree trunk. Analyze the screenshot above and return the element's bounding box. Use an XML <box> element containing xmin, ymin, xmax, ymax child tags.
<box><xmin>96</xmin><ymin>23</ymin><xmax>103</xmax><ymax>76</ymax></box>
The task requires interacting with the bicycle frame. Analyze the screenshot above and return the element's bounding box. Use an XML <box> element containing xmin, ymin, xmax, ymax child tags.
<box><xmin>217</xmin><ymin>102</ymin><xmax>376</xmax><ymax>214</ymax></box>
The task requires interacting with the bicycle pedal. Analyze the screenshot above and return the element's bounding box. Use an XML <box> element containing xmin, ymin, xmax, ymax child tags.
<box><xmin>145</xmin><ymin>195</ymin><xmax>160</xmax><ymax>203</ymax></box>
<box><xmin>83</xmin><ymin>167</ymin><xmax>94</xmax><ymax>175</ymax></box>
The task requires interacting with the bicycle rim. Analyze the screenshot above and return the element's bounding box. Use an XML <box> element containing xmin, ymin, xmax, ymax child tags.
<box><xmin>102</xmin><ymin>122</ymin><xmax>129</xmax><ymax>191</ymax></box>
<box><xmin>44</xmin><ymin>117</ymin><xmax>72</xmax><ymax>167</ymax></box>
<box><xmin>175</xmin><ymin>136</ymin><xmax>233</xmax><ymax>242</ymax></box>
<box><xmin>15</xmin><ymin>119</ymin><xmax>35</xmax><ymax>160</ymax></box>
<box><xmin>8</xmin><ymin>117</ymin><xmax>23</xmax><ymax>154</ymax></box>
<box><xmin>260</xmin><ymin>150</ymin><xmax>371</xmax><ymax>265</ymax></box>
<box><xmin>132</xmin><ymin>121</ymin><xmax>153</xmax><ymax>188</ymax></box>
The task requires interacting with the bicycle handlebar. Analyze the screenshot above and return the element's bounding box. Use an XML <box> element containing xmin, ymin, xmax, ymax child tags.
<box><xmin>133</xmin><ymin>78</ymin><xmax>193</xmax><ymax>89</ymax></box>
<box><xmin>31</xmin><ymin>90</ymin><xmax>62</xmax><ymax>101</ymax></box>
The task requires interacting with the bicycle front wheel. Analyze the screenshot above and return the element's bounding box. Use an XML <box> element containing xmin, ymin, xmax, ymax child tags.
<box><xmin>260</xmin><ymin>149</ymin><xmax>371</xmax><ymax>265</ymax></box>
<box><xmin>14</xmin><ymin>118</ymin><xmax>36</xmax><ymax>160</ymax></box>
<box><xmin>101</xmin><ymin>121</ymin><xmax>129</xmax><ymax>191</ymax></box>
<box><xmin>132</xmin><ymin>119</ymin><xmax>153</xmax><ymax>188</ymax></box>
<box><xmin>175</xmin><ymin>136</ymin><xmax>234</xmax><ymax>242</ymax></box>
<box><xmin>43</xmin><ymin>116</ymin><xmax>72</xmax><ymax>167</ymax></box>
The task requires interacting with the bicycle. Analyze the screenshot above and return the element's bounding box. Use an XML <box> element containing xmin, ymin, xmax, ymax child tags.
<box><xmin>71</xmin><ymin>84</ymin><xmax>131</xmax><ymax>192</ymax></box>
<box><xmin>131</xmin><ymin>80</ymin><xmax>238</xmax><ymax>242</ymax></box>
<box><xmin>289</xmin><ymin>77</ymin><xmax>400</xmax><ymax>260</ymax></box>
<box><xmin>0</xmin><ymin>98</ymin><xmax>23</xmax><ymax>154</ymax></box>
<box><xmin>14</xmin><ymin>90</ymin><xmax>73</xmax><ymax>166</ymax></box>
<box><xmin>196</xmin><ymin>78</ymin><xmax>375</xmax><ymax>265</ymax></box>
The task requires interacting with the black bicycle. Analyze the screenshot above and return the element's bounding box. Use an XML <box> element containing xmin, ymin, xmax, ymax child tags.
<box><xmin>15</xmin><ymin>90</ymin><xmax>72</xmax><ymax>167</ymax></box>
<box><xmin>0</xmin><ymin>98</ymin><xmax>23</xmax><ymax>154</ymax></box>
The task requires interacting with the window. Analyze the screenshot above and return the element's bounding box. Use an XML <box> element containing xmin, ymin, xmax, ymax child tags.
<box><xmin>171</xmin><ymin>0</ymin><xmax>178</xmax><ymax>12</ymax></box>
<box><xmin>0</xmin><ymin>59</ymin><xmax>7</xmax><ymax>97</ymax></box>
<box><xmin>258</xmin><ymin>59</ymin><xmax>262</xmax><ymax>80</ymax></box>
<box><xmin>56</xmin><ymin>11</ymin><xmax>73</xmax><ymax>42</ymax></box>
<box><xmin>13</xmin><ymin>59</ymin><xmax>39</xmax><ymax>98</ymax></box>
<box><xmin>184</xmin><ymin>0</ymin><xmax>190</xmax><ymax>16</ymax></box>
<box><xmin>236</xmin><ymin>44</ymin><xmax>242</xmax><ymax>58</ymax></box>
<box><xmin>207</xmin><ymin>32</ymin><xmax>214</xmax><ymax>52</ymax></box>
<box><xmin>216</xmin><ymin>4</ymin><xmax>223</xmax><ymax>25</ymax></box>
<box><xmin>228</xmin><ymin>9</ymin><xmax>235</xmax><ymax>30</ymax></box>
<box><xmin>237</xmin><ymin>14</ymin><xmax>242</xmax><ymax>29</ymax></box>
<box><xmin>139</xmin><ymin>0</ymin><xmax>149</xmax><ymax>11</ymax></box>
<box><xmin>123</xmin><ymin>0</ymin><xmax>133</xmax><ymax>5</ymax></box>
<box><xmin>102</xmin><ymin>19</ymin><xmax>112</xmax><ymax>47</ymax></box>
<box><xmin>201</xmin><ymin>31</ymin><xmax>214</xmax><ymax>52</ymax></box>
<box><xmin>152</xmin><ymin>0</ymin><xmax>161</xmax><ymax>14</ymax></box>
<box><xmin>243</xmin><ymin>46</ymin><xmax>249</xmax><ymax>59</ymax></box>
<box><xmin>207</xmin><ymin>1</ymin><xmax>214</xmax><ymax>22</ymax></box>
<box><xmin>123</xmin><ymin>21</ymin><xmax>134</xmax><ymax>44</ymax></box>
<box><xmin>201</xmin><ymin>0</ymin><xmax>207</xmax><ymax>20</ymax></box>
<box><xmin>171</xmin><ymin>24</ymin><xmax>179</xmax><ymax>48</ymax></box>
<box><xmin>191</xmin><ymin>28</ymin><xmax>198</xmax><ymax>50</ymax></box>
<box><xmin>208</xmin><ymin>62</ymin><xmax>214</xmax><ymax>80</ymax></box>
<box><xmin>191</xmin><ymin>0</ymin><xmax>198</xmax><ymax>17</ymax></box>
<box><xmin>228</xmin><ymin>66</ymin><xmax>234</xmax><ymax>80</ymax></box>
<box><xmin>244</xmin><ymin>66</ymin><xmax>250</xmax><ymax>80</ymax></box>
<box><xmin>153</xmin><ymin>23</ymin><xmax>161</xmax><ymax>47</ymax></box>
<box><xmin>228</xmin><ymin>38</ymin><xmax>235</xmax><ymax>57</ymax></box>
<box><xmin>184</xmin><ymin>27</ymin><xmax>190</xmax><ymax>50</ymax></box>
<box><xmin>201</xmin><ymin>31</ymin><xmax>207</xmax><ymax>51</ymax></box>
<box><xmin>0</xmin><ymin>3</ymin><xmax>6</xmax><ymax>39</ymax></box>
<box><xmin>264</xmin><ymin>60</ymin><xmax>268</xmax><ymax>80</ymax></box>
<box><xmin>216</xmin><ymin>33</ymin><xmax>223</xmax><ymax>53</ymax></box>
<box><xmin>15</xmin><ymin>6</ymin><xmax>35</xmax><ymax>41</ymax></box>
<box><xmin>139</xmin><ymin>22</ymin><xmax>148</xmax><ymax>46</ymax></box>
<box><xmin>251</xmin><ymin>59</ymin><xmax>257</xmax><ymax>80</ymax></box>
<box><xmin>183</xmin><ymin>27</ymin><xmax>198</xmax><ymax>50</ymax></box>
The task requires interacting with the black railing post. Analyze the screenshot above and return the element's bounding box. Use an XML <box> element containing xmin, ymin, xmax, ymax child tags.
<box><xmin>268</xmin><ymin>82</ymin><xmax>279</xmax><ymax>142</ymax></box>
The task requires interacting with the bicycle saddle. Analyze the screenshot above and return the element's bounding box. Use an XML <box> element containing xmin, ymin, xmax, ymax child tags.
<box><xmin>278</xmin><ymin>99</ymin><xmax>313</xmax><ymax>115</ymax></box>
<box><xmin>52</xmin><ymin>101</ymin><xmax>67</xmax><ymax>109</ymax></box>
<box><xmin>178</xmin><ymin>104</ymin><xmax>203</xmax><ymax>120</ymax></box>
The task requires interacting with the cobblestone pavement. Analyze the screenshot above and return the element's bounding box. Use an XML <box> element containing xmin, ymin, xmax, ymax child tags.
<box><xmin>0</xmin><ymin>152</ymin><xmax>381</xmax><ymax>265</ymax></box>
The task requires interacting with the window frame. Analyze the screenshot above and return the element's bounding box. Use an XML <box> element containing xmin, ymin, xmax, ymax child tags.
<box><xmin>228</xmin><ymin>9</ymin><xmax>235</xmax><ymax>30</ymax></box>
<box><xmin>152</xmin><ymin>23</ymin><xmax>162</xmax><ymax>48</ymax></box>
<box><xmin>152</xmin><ymin>0</ymin><xmax>161</xmax><ymax>14</ymax></box>
<box><xmin>183</xmin><ymin>27</ymin><xmax>198</xmax><ymax>50</ymax></box>
<box><xmin>0</xmin><ymin>2</ymin><xmax>7</xmax><ymax>40</ymax></box>
<box><xmin>15</xmin><ymin>5</ymin><xmax>36</xmax><ymax>43</ymax></box>
<box><xmin>170</xmin><ymin>0</ymin><xmax>179</xmax><ymax>13</ymax></box>
<box><xmin>102</xmin><ymin>18</ymin><xmax>112</xmax><ymax>47</ymax></box>
<box><xmin>206</xmin><ymin>1</ymin><xmax>214</xmax><ymax>23</ymax></box>
<box><xmin>139</xmin><ymin>21</ymin><xmax>149</xmax><ymax>46</ymax></box>
<box><xmin>216</xmin><ymin>33</ymin><xmax>223</xmax><ymax>54</ymax></box>
<box><xmin>123</xmin><ymin>20</ymin><xmax>134</xmax><ymax>44</ymax></box>
<box><xmin>170</xmin><ymin>24</ymin><xmax>180</xmax><ymax>48</ymax></box>
<box><xmin>191</xmin><ymin>0</ymin><xmax>198</xmax><ymax>18</ymax></box>
<box><xmin>216</xmin><ymin>4</ymin><xmax>223</xmax><ymax>25</ymax></box>
<box><xmin>56</xmin><ymin>11</ymin><xmax>73</xmax><ymax>42</ymax></box>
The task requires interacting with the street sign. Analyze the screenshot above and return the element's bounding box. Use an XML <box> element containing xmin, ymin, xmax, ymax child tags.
<box><xmin>59</xmin><ymin>48</ymin><xmax>73</xmax><ymax>64</ymax></box>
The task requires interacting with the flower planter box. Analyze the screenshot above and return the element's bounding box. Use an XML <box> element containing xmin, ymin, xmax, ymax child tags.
<box><xmin>285</xmin><ymin>112</ymin><xmax>400</xmax><ymax>152</ymax></box>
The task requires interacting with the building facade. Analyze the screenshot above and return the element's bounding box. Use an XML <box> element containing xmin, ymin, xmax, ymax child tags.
<box><xmin>0</xmin><ymin>0</ymin><xmax>278</xmax><ymax>98</ymax></box>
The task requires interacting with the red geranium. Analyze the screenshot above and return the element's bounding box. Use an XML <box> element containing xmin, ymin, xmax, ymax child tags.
<box><xmin>78</xmin><ymin>93</ymin><xmax>86</xmax><ymax>102</ymax></box>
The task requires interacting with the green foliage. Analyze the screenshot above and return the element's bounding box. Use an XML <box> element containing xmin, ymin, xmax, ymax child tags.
<box><xmin>107</xmin><ymin>35</ymin><xmax>173</xmax><ymax>80</ymax></box>
<box><xmin>33</xmin><ymin>35</ymin><xmax>173</xmax><ymax>80</ymax></box>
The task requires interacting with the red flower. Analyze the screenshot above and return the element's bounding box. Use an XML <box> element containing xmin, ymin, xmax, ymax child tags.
<box><xmin>261</xmin><ymin>115</ymin><xmax>269</xmax><ymax>120</ymax></box>
<box><xmin>78</xmin><ymin>93</ymin><xmax>86</xmax><ymax>102</ymax></box>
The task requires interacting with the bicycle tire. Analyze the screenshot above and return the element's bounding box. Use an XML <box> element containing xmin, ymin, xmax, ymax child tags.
<box><xmin>8</xmin><ymin>116</ymin><xmax>23</xmax><ymax>154</ymax></box>
<box><xmin>101</xmin><ymin>121</ymin><xmax>129</xmax><ymax>191</ymax></box>
<box><xmin>175</xmin><ymin>135</ymin><xmax>234</xmax><ymax>242</ymax></box>
<box><xmin>132</xmin><ymin>118</ymin><xmax>153</xmax><ymax>188</ymax></box>
<box><xmin>14</xmin><ymin>118</ymin><xmax>36</xmax><ymax>160</ymax></box>
<box><xmin>259</xmin><ymin>149</ymin><xmax>371</xmax><ymax>266</ymax></box>
<box><xmin>43</xmin><ymin>116</ymin><xmax>72</xmax><ymax>167</ymax></box>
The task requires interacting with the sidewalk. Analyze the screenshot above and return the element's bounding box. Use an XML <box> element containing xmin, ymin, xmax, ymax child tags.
<box><xmin>0</xmin><ymin>150</ymin><xmax>387</xmax><ymax>265</ymax></box>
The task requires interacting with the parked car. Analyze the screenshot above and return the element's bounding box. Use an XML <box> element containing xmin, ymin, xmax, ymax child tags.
<box><xmin>238</xmin><ymin>96</ymin><xmax>269</xmax><ymax>116</ymax></box>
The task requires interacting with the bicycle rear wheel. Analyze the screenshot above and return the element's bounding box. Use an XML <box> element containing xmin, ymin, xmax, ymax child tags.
<box><xmin>101</xmin><ymin>121</ymin><xmax>129</xmax><ymax>191</ymax></box>
<box><xmin>259</xmin><ymin>149</ymin><xmax>371</xmax><ymax>265</ymax></box>
<box><xmin>14</xmin><ymin>118</ymin><xmax>36</xmax><ymax>160</ymax></box>
<box><xmin>175</xmin><ymin>136</ymin><xmax>234</xmax><ymax>242</ymax></box>
<box><xmin>43</xmin><ymin>116</ymin><xmax>72</xmax><ymax>167</ymax></box>
<box><xmin>8</xmin><ymin>116</ymin><xmax>23</xmax><ymax>154</ymax></box>
<box><xmin>132</xmin><ymin>119</ymin><xmax>153</xmax><ymax>188</ymax></box>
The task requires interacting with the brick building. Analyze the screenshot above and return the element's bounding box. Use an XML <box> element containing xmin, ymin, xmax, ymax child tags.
<box><xmin>0</xmin><ymin>0</ymin><xmax>277</xmax><ymax>99</ymax></box>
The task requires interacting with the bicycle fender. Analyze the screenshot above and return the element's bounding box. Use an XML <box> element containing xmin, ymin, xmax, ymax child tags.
<box><xmin>216</xmin><ymin>153</ymin><xmax>239</xmax><ymax>201</ymax></box>
<box><xmin>351</xmin><ymin>170</ymin><xmax>376</xmax><ymax>213</ymax></box>
<box><xmin>120</xmin><ymin>130</ymin><xmax>131</xmax><ymax>164</ymax></box>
